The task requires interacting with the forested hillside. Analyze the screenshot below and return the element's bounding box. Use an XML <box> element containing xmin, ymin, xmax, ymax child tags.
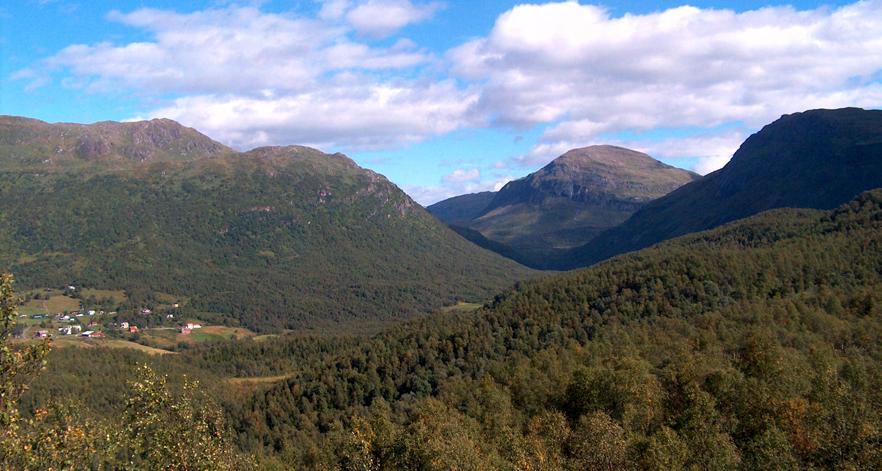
<box><xmin>228</xmin><ymin>190</ymin><xmax>882</xmax><ymax>468</ymax></box>
<box><xmin>0</xmin><ymin>117</ymin><xmax>533</xmax><ymax>331</ymax></box>
<box><xmin>16</xmin><ymin>190</ymin><xmax>882</xmax><ymax>469</ymax></box>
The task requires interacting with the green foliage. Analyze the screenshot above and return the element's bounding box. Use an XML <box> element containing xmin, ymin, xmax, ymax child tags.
<box><xmin>121</xmin><ymin>364</ymin><xmax>244</xmax><ymax>470</ymax></box>
<box><xmin>0</xmin><ymin>273</ymin><xmax>51</xmax><ymax>466</ymax></box>
<box><xmin>1</xmin><ymin>275</ymin><xmax>249</xmax><ymax>469</ymax></box>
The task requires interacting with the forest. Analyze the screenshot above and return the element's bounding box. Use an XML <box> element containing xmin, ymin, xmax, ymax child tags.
<box><xmin>4</xmin><ymin>189</ymin><xmax>881</xmax><ymax>469</ymax></box>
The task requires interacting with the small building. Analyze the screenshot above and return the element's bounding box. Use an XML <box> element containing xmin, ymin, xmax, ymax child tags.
<box><xmin>140</xmin><ymin>308</ymin><xmax>152</xmax><ymax>315</ymax></box>
<box><xmin>180</xmin><ymin>327</ymin><xmax>192</xmax><ymax>335</ymax></box>
<box><xmin>87</xmin><ymin>310</ymin><xmax>96</xmax><ymax>316</ymax></box>
<box><xmin>89</xmin><ymin>331</ymin><xmax>106</xmax><ymax>338</ymax></box>
<box><xmin>81</xmin><ymin>331</ymin><xmax>94</xmax><ymax>337</ymax></box>
<box><xmin>185</xmin><ymin>323</ymin><xmax>202</xmax><ymax>330</ymax></box>
<box><xmin>58</xmin><ymin>325</ymin><xmax>82</xmax><ymax>336</ymax></box>
<box><xmin>35</xmin><ymin>330</ymin><xmax>49</xmax><ymax>338</ymax></box>
<box><xmin>128</xmin><ymin>326</ymin><xmax>139</xmax><ymax>334</ymax></box>
<box><xmin>119</xmin><ymin>321</ymin><xmax>130</xmax><ymax>329</ymax></box>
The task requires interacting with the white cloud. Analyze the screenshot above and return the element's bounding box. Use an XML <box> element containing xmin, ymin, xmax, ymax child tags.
<box><xmin>624</xmin><ymin>131</ymin><xmax>747</xmax><ymax>175</ymax></box>
<box><xmin>144</xmin><ymin>79</ymin><xmax>476</xmax><ymax>150</ymax></box>
<box><xmin>29</xmin><ymin>5</ymin><xmax>471</xmax><ymax>150</ymax></box>
<box><xmin>452</xmin><ymin>1</ymin><xmax>882</xmax><ymax>156</ymax></box>
<box><xmin>492</xmin><ymin>175</ymin><xmax>515</xmax><ymax>191</ymax></box>
<box><xmin>46</xmin><ymin>7</ymin><xmax>428</xmax><ymax>95</ymax></box>
<box><xmin>408</xmin><ymin>172</ymin><xmax>513</xmax><ymax>205</ymax></box>
<box><xmin>442</xmin><ymin>168</ymin><xmax>480</xmax><ymax>183</ymax></box>
<box><xmin>346</xmin><ymin>0</ymin><xmax>443</xmax><ymax>38</ymax></box>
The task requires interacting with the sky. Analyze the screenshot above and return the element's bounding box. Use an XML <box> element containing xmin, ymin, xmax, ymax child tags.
<box><xmin>3</xmin><ymin>0</ymin><xmax>882</xmax><ymax>204</ymax></box>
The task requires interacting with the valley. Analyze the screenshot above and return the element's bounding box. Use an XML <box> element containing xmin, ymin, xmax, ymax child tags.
<box><xmin>2</xmin><ymin>108</ymin><xmax>881</xmax><ymax>470</ymax></box>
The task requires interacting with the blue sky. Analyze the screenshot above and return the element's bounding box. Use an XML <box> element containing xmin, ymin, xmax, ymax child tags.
<box><xmin>3</xmin><ymin>0</ymin><xmax>882</xmax><ymax>204</ymax></box>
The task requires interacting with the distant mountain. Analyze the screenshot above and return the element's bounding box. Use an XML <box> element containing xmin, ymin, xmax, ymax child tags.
<box><xmin>429</xmin><ymin>145</ymin><xmax>698</xmax><ymax>268</ymax></box>
<box><xmin>562</xmin><ymin>107</ymin><xmax>882</xmax><ymax>269</ymax></box>
<box><xmin>425</xmin><ymin>191</ymin><xmax>496</xmax><ymax>226</ymax></box>
<box><xmin>0</xmin><ymin>117</ymin><xmax>533</xmax><ymax>331</ymax></box>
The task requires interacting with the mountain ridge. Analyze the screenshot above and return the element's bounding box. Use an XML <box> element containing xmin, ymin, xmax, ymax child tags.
<box><xmin>429</xmin><ymin>145</ymin><xmax>698</xmax><ymax>268</ymax></box>
<box><xmin>561</xmin><ymin>107</ymin><xmax>882</xmax><ymax>269</ymax></box>
<box><xmin>0</xmin><ymin>116</ymin><xmax>535</xmax><ymax>331</ymax></box>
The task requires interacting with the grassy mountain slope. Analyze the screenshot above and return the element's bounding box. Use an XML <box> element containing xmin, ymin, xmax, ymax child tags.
<box><xmin>429</xmin><ymin>145</ymin><xmax>698</xmax><ymax>268</ymax></box>
<box><xmin>563</xmin><ymin>107</ymin><xmax>882</xmax><ymax>269</ymax></box>
<box><xmin>224</xmin><ymin>189</ymin><xmax>882</xmax><ymax>468</ymax></box>
<box><xmin>0</xmin><ymin>117</ymin><xmax>533</xmax><ymax>331</ymax></box>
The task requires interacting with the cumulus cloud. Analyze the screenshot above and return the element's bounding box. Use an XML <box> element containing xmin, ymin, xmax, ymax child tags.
<box><xmin>30</xmin><ymin>5</ymin><xmax>471</xmax><ymax>150</ymax></box>
<box><xmin>408</xmin><ymin>172</ymin><xmax>513</xmax><ymax>205</ymax></box>
<box><xmin>346</xmin><ymin>0</ymin><xmax>443</xmax><ymax>38</ymax></box>
<box><xmin>626</xmin><ymin>131</ymin><xmax>748</xmax><ymax>175</ymax></box>
<box><xmin>143</xmin><ymin>79</ymin><xmax>475</xmax><ymax>150</ymax></box>
<box><xmin>442</xmin><ymin>168</ymin><xmax>480</xmax><ymax>183</ymax></box>
<box><xmin>452</xmin><ymin>0</ymin><xmax>882</xmax><ymax>169</ymax></box>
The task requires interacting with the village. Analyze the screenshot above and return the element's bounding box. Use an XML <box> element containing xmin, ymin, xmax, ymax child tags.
<box><xmin>13</xmin><ymin>284</ymin><xmax>248</xmax><ymax>352</ymax></box>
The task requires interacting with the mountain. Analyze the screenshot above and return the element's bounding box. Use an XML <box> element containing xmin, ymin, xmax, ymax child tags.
<box><xmin>0</xmin><ymin>115</ymin><xmax>232</xmax><ymax>166</ymax></box>
<box><xmin>429</xmin><ymin>145</ymin><xmax>699</xmax><ymax>268</ymax></box>
<box><xmin>0</xmin><ymin>116</ymin><xmax>533</xmax><ymax>331</ymax></box>
<box><xmin>563</xmin><ymin>107</ymin><xmax>882</xmax><ymax>269</ymax></box>
<box><xmin>424</xmin><ymin>191</ymin><xmax>496</xmax><ymax>225</ymax></box>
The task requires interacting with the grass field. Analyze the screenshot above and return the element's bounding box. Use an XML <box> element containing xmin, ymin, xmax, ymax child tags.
<box><xmin>441</xmin><ymin>302</ymin><xmax>483</xmax><ymax>312</ymax></box>
<box><xmin>52</xmin><ymin>336</ymin><xmax>175</xmax><ymax>355</ymax></box>
<box><xmin>19</xmin><ymin>294</ymin><xmax>80</xmax><ymax>315</ymax></box>
<box><xmin>80</xmin><ymin>288</ymin><xmax>127</xmax><ymax>304</ymax></box>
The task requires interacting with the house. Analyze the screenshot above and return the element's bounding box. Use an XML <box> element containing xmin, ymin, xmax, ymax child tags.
<box><xmin>35</xmin><ymin>330</ymin><xmax>49</xmax><ymax>338</ymax></box>
<box><xmin>166</xmin><ymin>314</ymin><xmax>175</xmax><ymax>319</ymax></box>
<box><xmin>140</xmin><ymin>308</ymin><xmax>152</xmax><ymax>315</ymax></box>
<box><xmin>128</xmin><ymin>325</ymin><xmax>139</xmax><ymax>334</ymax></box>
<box><xmin>119</xmin><ymin>321</ymin><xmax>130</xmax><ymax>329</ymax></box>
<box><xmin>185</xmin><ymin>323</ymin><xmax>202</xmax><ymax>330</ymax></box>
<box><xmin>180</xmin><ymin>327</ymin><xmax>192</xmax><ymax>335</ymax></box>
<box><xmin>89</xmin><ymin>331</ymin><xmax>106</xmax><ymax>338</ymax></box>
<box><xmin>58</xmin><ymin>326</ymin><xmax>82</xmax><ymax>336</ymax></box>
<box><xmin>87</xmin><ymin>310</ymin><xmax>96</xmax><ymax>316</ymax></box>
<box><xmin>81</xmin><ymin>331</ymin><xmax>94</xmax><ymax>337</ymax></box>
<box><xmin>88</xmin><ymin>320</ymin><xmax>98</xmax><ymax>327</ymax></box>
